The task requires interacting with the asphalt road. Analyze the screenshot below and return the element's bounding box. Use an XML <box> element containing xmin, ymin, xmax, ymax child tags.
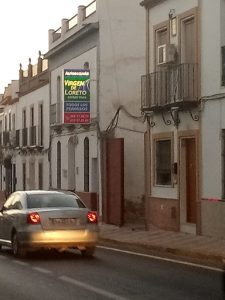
<box><xmin>0</xmin><ymin>246</ymin><xmax>224</xmax><ymax>300</ymax></box>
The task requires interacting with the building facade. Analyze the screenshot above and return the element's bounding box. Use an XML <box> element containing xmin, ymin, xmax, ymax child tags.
<box><xmin>141</xmin><ymin>0</ymin><xmax>225</xmax><ymax>237</ymax></box>
<box><xmin>0</xmin><ymin>53</ymin><xmax>50</xmax><ymax>195</ymax></box>
<box><xmin>45</xmin><ymin>0</ymin><xmax>146</xmax><ymax>225</ymax></box>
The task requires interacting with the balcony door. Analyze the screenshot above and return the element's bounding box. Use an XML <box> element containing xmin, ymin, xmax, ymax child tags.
<box><xmin>180</xmin><ymin>13</ymin><xmax>197</xmax><ymax>100</ymax></box>
<box><xmin>180</xmin><ymin>16</ymin><xmax>196</xmax><ymax>64</ymax></box>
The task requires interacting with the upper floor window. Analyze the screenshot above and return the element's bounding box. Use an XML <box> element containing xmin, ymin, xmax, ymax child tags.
<box><xmin>4</xmin><ymin>115</ymin><xmax>7</xmax><ymax>131</ymax></box>
<box><xmin>22</xmin><ymin>109</ymin><xmax>26</xmax><ymax>128</ymax></box>
<box><xmin>84</xmin><ymin>137</ymin><xmax>89</xmax><ymax>192</ymax></box>
<box><xmin>57</xmin><ymin>76</ymin><xmax>61</xmax><ymax>123</ymax></box>
<box><xmin>9</xmin><ymin>113</ymin><xmax>11</xmax><ymax>131</ymax></box>
<box><xmin>222</xmin><ymin>46</ymin><xmax>225</xmax><ymax>86</ymax></box>
<box><xmin>12</xmin><ymin>114</ymin><xmax>15</xmax><ymax>131</ymax></box>
<box><xmin>30</xmin><ymin>106</ymin><xmax>34</xmax><ymax>126</ymax></box>
<box><xmin>38</xmin><ymin>103</ymin><xmax>43</xmax><ymax>145</ymax></box>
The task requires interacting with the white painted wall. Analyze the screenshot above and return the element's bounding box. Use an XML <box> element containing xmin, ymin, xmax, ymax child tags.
<box><xmin>50</xmin><ymin>47</ymin><xmax>98</xmax><ymax>192</ymax></box>
<box><xmin>98</xmin><ymin>0</ymin><xmax>146</xmax><ymax>203</ymax></box>
<box><xmin>16</xmin><ymin>84</ymin><xmax>50</xmax><ymax>190</ymax></box>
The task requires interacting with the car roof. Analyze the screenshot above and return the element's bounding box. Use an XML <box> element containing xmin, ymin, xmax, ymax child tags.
<box><xmin>15</xmin><ymin>190</ymin><xmax>78</xmax><ymax>196</ymax></box>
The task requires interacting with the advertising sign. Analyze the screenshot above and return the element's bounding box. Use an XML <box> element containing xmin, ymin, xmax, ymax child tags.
<box><xmin>63</xmin><ymin>69</ymin><xmax>90</xmax><ymax>124</ymax></box>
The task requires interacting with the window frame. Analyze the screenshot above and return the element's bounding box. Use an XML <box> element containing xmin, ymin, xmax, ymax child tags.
<box><xmin>153</xmin><ymin>132</ymin><xmax>174</xmax><ymax>187</ymax></box>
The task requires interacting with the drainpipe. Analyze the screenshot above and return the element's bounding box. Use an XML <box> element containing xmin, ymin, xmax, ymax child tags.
<box><xmin>96</xmin><ymin>38</ymin><xmax>103</xmax><ymax>218</ymax></box>
<box><xmin>145</xmin><ymin>6</ymin><xmax>151</xmax><ymax>230</ymax></box>
<box><xmin>197</xmin><ymin>0</ymin><xmax>202</xmax><ymax>235</ymax></box>
<box><xmin>146</xmin><ymin>7</ymin><xmax>150</xmax><ymax>75</ymax></box>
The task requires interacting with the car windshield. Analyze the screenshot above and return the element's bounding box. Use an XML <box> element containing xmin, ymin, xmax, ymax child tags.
<box><xmin>27</xmin><ymin>193</ymin><xmax>86</xmax><ymax>209</ymax></box>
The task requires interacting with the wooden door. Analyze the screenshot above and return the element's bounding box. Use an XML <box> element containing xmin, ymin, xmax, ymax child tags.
<box><xmin>104</xmin><ymin>138</ymin><xmax>124</xmax><ymax>226</ymax></box>
<box><xmin>186</xmin><ymin>138</ymin><xmax>196</xmax><ymax>223</ymax></box>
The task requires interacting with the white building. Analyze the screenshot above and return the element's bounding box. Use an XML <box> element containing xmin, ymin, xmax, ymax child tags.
<box><xmin>0</xmin><ymin>54</ymin><xmax>50</xmax><ymax>195</ymax></box>
<box><xmin>141</xmin><ymin>0</ymin><xmax>225</xmax><ymax>237</ymax></box>
<box><xmin>45</xmin><ymin>0</ymin><xmax>146</xmax><ymax>225</ymax></box>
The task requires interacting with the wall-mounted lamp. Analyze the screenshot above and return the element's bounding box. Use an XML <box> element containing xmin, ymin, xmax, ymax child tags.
<box><xmin>169</xmin><ymin>9</ymin><xmax>177</xmax><ymax>37</ymax></box>
<box><xmin>144</xmin><ymin>111</ymin><xmax>155</xmax><ymax>127</ymax></box>
<box><xmin>170</xmin><ymin>107</ymin><xmax>180</xmax><ymax>127</ymax></box>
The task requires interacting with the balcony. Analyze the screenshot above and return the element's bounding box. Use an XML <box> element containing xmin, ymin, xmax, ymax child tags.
<box><xmin>141</xmin><ymin>63</ymin><xmax>199</xmax><ymax>112</ymax></box>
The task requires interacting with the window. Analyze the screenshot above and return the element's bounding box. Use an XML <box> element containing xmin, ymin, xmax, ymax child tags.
<box><xmin>23</xmin><ymin>163</ymin><xmax>26</xmax><ymax>190</ymax></box>
<box><xmin>57</xmin><ymin>76</ymin><xmax>61</xmax><ymax>123</ymax></box>
<box><xmin>222</xmin><ymin>46</ymin><xmax>225</xmax><ymax>86</ymax></box>
<box><xmin>222</xmin><ymin>130</ymin><xmax>225</xmax><ymax>198</ymax></box>
<box><xmin>84</xmin><ymin>137</ymin><xmax>89</xmax><ymax>192</ymax></box>
<box><xmin>38</xmin><ymin>162</ymin><xmax>43</xmax><ymax>190</ymax></box>
<box><xmin>38</xmin><ymin>103</ymin><xmax>43</xmax><ymax>145</ymax></box>
<box><xmin>12</xmin><ymin>114</ymin><xmax>15</xmax><ymax>131</ymax></box>
<box><xmin>57</xmin><ymin>141</ymin><xmax>61</xmax><ymax>189</ymax></box>
<box><xmin>27</xmin><ymin>193</ymin><xmax>86</xmax><ymax>209</ymax></box>
<box><xmin>4</xmin><ymin>115</ymin><xmax>7</xmax><ymax>131</ymax></box>
<box><xmin>155</xmin><ymin>139</ymin><xmax>172</xmax><ymax>186</ymax></box>
<box><xmin>9</xmin><ymin>113</ymin><xmax>11</xmax><ymax>131</ymax></box>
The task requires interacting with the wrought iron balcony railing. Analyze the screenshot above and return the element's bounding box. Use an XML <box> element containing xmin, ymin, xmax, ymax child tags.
<box><xmin>141</xmin><ymin>63</ymin><xmax>199</xmax><ymax>111</ymax></box>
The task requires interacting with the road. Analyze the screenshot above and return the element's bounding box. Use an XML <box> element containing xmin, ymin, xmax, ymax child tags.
<box><xmin>0</xmin><ymin>245</ymin><xmax>224</xmax><ymax>300</ymax></box>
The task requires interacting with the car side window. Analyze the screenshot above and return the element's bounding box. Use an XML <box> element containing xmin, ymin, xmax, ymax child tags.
<box><xmin>3</xmin><ymin>194</ymin><xmax>15</xmax><ymax>210</ymax></box>
<box><xmin>11</xmin><ymin>195</ymin><xmax>23</xmax><ymax>210</ymax></box>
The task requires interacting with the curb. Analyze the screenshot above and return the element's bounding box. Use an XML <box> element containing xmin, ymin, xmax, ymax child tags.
<box><xmin>99</xmin><ymin>237</ymin><xmax>225</xmax><ymax>265</ymax></box>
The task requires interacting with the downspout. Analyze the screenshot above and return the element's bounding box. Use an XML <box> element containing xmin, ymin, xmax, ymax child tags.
<box><xmin>145</xmin><ymin>5</ymin><xmax>151</xmax><ymax>230</ymax></box>
<box><xmin>197</xmin><ymin>0</ymin><xmax>202</xmax><ymax>235</ymax></box>
<box><xmin>48</xmin><ymin>71</ymin><xmax>52</xmax><ymax>189</ymax></box>
<box><xmin>96</xmin><ymin>32</ymin><xmax>103</xmax><ymax>218</ymax></box>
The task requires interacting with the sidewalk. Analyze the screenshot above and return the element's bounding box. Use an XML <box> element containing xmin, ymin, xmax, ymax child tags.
<box><xmin>99</xmin><ymin>223</ymin><xmax>225</xmax><ymax>264</ymax></box>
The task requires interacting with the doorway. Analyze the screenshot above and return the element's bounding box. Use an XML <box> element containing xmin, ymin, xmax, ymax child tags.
<box><xmin>180</xmin><ymin>137</ymin><xmax>197</xmax><ymax>234</ymax></box>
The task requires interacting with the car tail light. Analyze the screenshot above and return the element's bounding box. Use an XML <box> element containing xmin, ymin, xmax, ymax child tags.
<box><xmin>87</xmin><ymin>211</ymin><xmax>98</xmax><ymax>224</ymax></box>
<box><xmin>27</xmin><ymin>212</ymin><xmax>41</xmax><ymax>224</ymax></box>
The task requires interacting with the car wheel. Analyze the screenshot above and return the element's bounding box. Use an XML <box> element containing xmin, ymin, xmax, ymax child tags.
<box><xmin>81</xmin><ymin>246</ymin><xmax>95</xmax><ymax>258</ymax></box>
<box><xmin>12</xmin><ymin>233</ymin><xmax>26</xmax><ymax>258</ymax></box>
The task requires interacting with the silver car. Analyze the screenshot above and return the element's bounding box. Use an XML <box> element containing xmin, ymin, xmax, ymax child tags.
<box><xmin>0</xmin><ymin>190</ymin><xmax>99</xmax><ymax>258</ymax></box>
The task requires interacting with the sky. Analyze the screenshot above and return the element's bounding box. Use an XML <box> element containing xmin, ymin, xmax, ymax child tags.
<box><xmin>0</xmin><ymin>0</ymin><xmax>91</xmax><ymax>94</ymax></box>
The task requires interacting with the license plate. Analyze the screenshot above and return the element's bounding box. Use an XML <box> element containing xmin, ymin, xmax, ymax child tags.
<box><xmin>51</xmin><ymin>218</ymin><xmax>77</xmax><ymax>225</ymax></box>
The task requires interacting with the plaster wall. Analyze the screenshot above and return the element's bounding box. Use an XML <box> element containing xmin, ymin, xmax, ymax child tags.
<box><xmin>15</xmin><ymin>84</ymin><xmax>50</xmax><ymax>190</ymax></box>
<box><xmin>98</xmin><ymin>0</ymin><xmax>146</xmax><ymax>204</ymax></box>
<box><xmin>201</xmin><ymin>100</ymin><xmax>225</xmax><ymax>199</ymax></box>
<box><xmin>51</xmin><ymin>130</ymin><xmax>98</xmax><ymax>192</ymax></box>
<box><xmin>201</xmin><ymin>0</ymin><xmax>225</xmax><ymax>96</ymax></box>
<box><xmin>50</xmin><ymin>47</ymin><xmax>97</xmax><ymax>118</ymax></box>
<box><xmin>149</xmin><ymin>0</ymin><xmax>198</xmax><ymax>71</ymax></box>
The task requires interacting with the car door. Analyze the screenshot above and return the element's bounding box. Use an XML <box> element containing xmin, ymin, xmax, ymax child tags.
<box><xmin>1</xmin><ymin>194</ymin><xmax>15</xmax><ymax>243</ymax></box>
<box><xmin>4</xmin><ymin>194</ymin><xmax>22</xmax><ymax>242</ymax></box>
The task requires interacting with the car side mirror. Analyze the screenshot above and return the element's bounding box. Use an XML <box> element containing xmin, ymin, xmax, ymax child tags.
<box><xmin>0</xmin><ymin>206</ymin><xmax>6</xmax><ymax>213</ymax></box>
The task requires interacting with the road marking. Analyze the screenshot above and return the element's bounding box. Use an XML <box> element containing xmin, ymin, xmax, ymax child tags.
<box><xmin>97</xmin><ymin>245</ymin><xmax>224</xmax><ymax>273</ymax></box>
<box><xmin>59</xmin><ymin>275</ymin><xmax>130</xmax><ymax>300</ymax></box>
<box><xmin>32</xmin><ymin>266</ymin><xmax>53</xmax><ymax>275</ymax></box>
<box><xmin>13</xmin><ymin>260</ymin><xmax>29</xmax><ymax>266</ymax></box>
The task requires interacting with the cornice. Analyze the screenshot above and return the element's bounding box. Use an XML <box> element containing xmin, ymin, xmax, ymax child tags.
<box><xmin>44</xmin><ymin>22</ymin><xmax>99</xmax><ymax>59</ymax></box>
<box><xmin>140</xmin><ymin>0</ymin><xmax>167</xmax><ymax>9</ymax></box>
